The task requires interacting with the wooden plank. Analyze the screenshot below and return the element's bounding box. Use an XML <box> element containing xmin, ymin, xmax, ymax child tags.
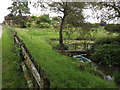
<box><xmin>13</xmin><ymin>33</ymin><xmax>50</xmax><ymax>88</ymax></box>
<box><xmin>21</xmin><ymin>46</ymin><xmax>43</xmax><ymax>88</ymax></box>
<box><xmin>14</xmin><ymin>37</ymin><xmax>21</xmax><ymax>45</ymax></box>
<box><xmin>21</xmin><ymin>62</ymin><xmax>34</xmax><ymax>88</ymax></box>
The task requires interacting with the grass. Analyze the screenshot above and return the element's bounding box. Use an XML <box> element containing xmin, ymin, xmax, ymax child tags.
<box><xmin>0</xmin><ymin>35</ymin><xmax>2</xmax><ymax>89</ymax></box>
<box><xmin>18</xmin><ymin>27</ymin><xmax>118</xmax><ymax>50</ymax></box>
<box><xmin>16</xmin><ymin>27</ymin><xmax>116</xmax><ymax>88</ymax></box>
<box><xmin>2</xmin><ymin>27</ymin><xmax>27</xmax><ymax>88</ymax></box>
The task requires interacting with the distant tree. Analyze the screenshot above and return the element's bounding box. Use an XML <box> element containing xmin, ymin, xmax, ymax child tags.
<box><xmin>8</xmin><ymin>1</ymin><xmax>30</xmax><ymax>16</ymax></box>
<box><xmin>103</xmin><ymin>2</ymin><xmax>120</xmax><ymax>18</ymax></box>
<box><xmin>7</xmin><ymin>1</ymin><xmax>30</xmax><ymax>27</ymax></box>
<box><xmin>93</xmin><ymin>2</ymin><xmax>120</xmax><ymax>23</ymax></box>
<box><xmin>37</xmin><ymin>14</ymin><xmax>51</xmax><ymax>24</ymax></box>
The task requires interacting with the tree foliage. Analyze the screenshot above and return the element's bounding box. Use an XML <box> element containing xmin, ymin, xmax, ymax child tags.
<box><xmin>8</xmin><ymin>1</ymin><xmax>30</xmax><ymax>16</ymax></box>
<box><xmin>37</xmin><ymin>14</ymin><xmax>51</xmax><ymax>24</ymax></box>
<box><xmin>92</xmin><ymin>36</ymin><xmax>120</xmax><ymax>66</ymax></box>
<box><xmin>103</xmin><ymin>2</ymin><xmax>120</xmax><ymax>18</ymax></box>
<box><xmin>47</xmin><ymin>2</ymin><xmax>85</xmax><ymax>54</ymax></box>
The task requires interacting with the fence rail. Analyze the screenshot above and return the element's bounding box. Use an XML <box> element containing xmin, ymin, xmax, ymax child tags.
<box><xmin>10</xmin><ymin>29</ymin><xmax>50</xmax><ymax>89</ymax></box>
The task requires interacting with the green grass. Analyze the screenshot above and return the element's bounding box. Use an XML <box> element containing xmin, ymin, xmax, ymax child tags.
<box><xmin>0</xmin><ymin>35</ymin><xmax>2</xmax><ymax>89</ymax></box>
<box><xmin>2</xmin><ymin>27</ymin><xmax>27</xmax><ymax>88</ymax></box>
<box><xmin>16</xmin><ymin>28</ymin><xmax>116</xmax><ymax>88</ymax></box>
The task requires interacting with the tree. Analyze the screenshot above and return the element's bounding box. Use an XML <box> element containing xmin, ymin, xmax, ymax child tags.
<box><xmin>91</xmin><ymin>2</ymin><xmax>120</xmax><ymax>23</ymax></box>
<box><xmin>7</xmin><ymin>1</ymin><xmax>31</xmax><ymax>27</ymax></box>
<box><xmin>8</xmin><ymin>1</ymin><xmax>30</xmax><ymax>16</ymax></box>
<box><xmin>47</xmin><ymin>2</ymin><xmax>85</xmax><ymax>54</ymax></box>
<box><xmin>103</xmin><ymin>2</ymin><xmax>120</xmax><ymax>18</ymax></box>
<box><xmin>37</xmin><ymin>14</ymin><xmax>51</xmax><ymax>24</ymax></box>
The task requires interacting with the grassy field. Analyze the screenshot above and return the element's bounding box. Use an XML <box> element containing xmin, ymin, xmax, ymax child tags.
<box><xmin>17</xmin><ymin>27</ymin><xmax>117</xmax><ymax>50</ymax></box>
<box><xmin>2</xmin><ymin>27</ymin><xmax>27</xmax><ymax>88</ymax></box>
<box><xmin>16</xmin><ymin>27</ymin><xmax>116</xmax><ymax>88</ymax></box>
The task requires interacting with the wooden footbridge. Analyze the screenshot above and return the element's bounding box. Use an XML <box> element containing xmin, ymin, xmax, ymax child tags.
<box><xmin>57</xmin><ymin>50</ymin><xmax>94</xmax><ymax>56</ymax></box>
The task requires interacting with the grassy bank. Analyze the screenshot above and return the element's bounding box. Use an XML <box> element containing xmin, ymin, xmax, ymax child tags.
<box><xmin>0</xmin><ymin>35</ymin><xmax>2</xmax><ymax>89</ymax></box>
<box><xmin>2</xmin><ymin>27</ymin><xmax>27</xmax><ymax>88</ymax></box>
<box><xmin>16</xmin><ymin>28</ymin><xmax>116</xmax><ymax>88</ymax></box>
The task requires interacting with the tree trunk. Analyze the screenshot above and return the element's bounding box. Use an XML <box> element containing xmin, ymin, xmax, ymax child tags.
<box><xmin>59</xmin><ymin>15</ymin><xmax>66</xmax><ymax>54</ymax></box>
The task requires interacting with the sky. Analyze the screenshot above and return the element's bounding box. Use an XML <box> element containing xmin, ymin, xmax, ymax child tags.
<box><xmin>0</xmin><ymin>0</ymin><xmax>12</xmax><ymax>23</ymax></box>
<box><xmin>0</xmin><ymin>0</ymin><xmax>118</xmax><ymax>23</ymax></box>
<box><xmin>0</xmin><ymin>0</ymin><xmax>61</xmax><ymax>23</ymax></box>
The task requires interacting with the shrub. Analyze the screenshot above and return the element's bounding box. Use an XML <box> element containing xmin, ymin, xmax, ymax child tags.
<box><xmin>95</xmin><ymin>36</ymin><xmax>120</xmax><ymax>45</ymax></box>
<box><xmin>37</xmin><ymin>14</ymin><xmax>51</xmax><ymax>24</ymax></box>
<box><xmin>37</xmin><ymin>23</ymin><xmax>51</xmax><ymax>28</ymax></box>
<box><xmin>104</xmin><ymin>24</ymin><xmax>120</xmax><ymax>33</ymax></box>
<box><xmin>92</xmin><ymin>44</ymin><xmax>120</xmax><ymax>66</ymax></box>
<box><xmin>95</xmin><ymin>37</ymin><xmax>115</xmax><ymax>45</ymax></box>
<box><xmin>19</xmin><ymin>20</ymin><xmax>32</xmax><ymax>28</ymax></box>
<box><xmin>78</xmin><ymin>62</ymin><xmax>91</xmax><ymax>70</ymax></box>
<box><xmin>114</xmin><ymin>72</ymin><xmax>120</xmax><ymax>87</ymax></box>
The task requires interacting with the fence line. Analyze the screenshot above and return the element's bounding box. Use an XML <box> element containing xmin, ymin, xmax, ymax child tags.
<box><xmin>10</xmin><ymin>29</ymin><xmax>50</xmax><ymax>89</ymax></box>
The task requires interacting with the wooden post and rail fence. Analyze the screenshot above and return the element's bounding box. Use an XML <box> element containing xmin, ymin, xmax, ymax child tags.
<box><xmin>10</xmin><ymin>29</ymin><xmax>50</xmax><ymax>89</ymax></box>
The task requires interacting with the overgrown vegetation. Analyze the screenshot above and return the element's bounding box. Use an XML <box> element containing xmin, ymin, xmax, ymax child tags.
<box><xmin>114</xmin><ymin>72</ymin><xmax>120</xmax><ymax>87</ymax></box>
<box><xmin>2</xmin><ymin>27</ymin><xmax>27</xmax><ymax>88</ymax></box>
<box><xmin>3</xmin><ymin>1</ymin><xmax>120</xmax><ymax>88</ymax></box>
<box><xmin>105</xmin><ymin>24</ymin><xmax>120</xmax><ymax>33</ymax></box>
<box><xmin>92</xmin><ymin>35</ymin><xmax>120</xmax><ymax>67</ymax></box>
<box><xmin>15</xmin><ymin>28</ymin><xmax>116</xmax><ymax>88</ymax></box>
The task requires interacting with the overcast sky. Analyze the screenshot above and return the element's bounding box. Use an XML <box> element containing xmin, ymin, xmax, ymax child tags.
<box><xmin>0</xmin><ymin>0</ymin><xmax>118</xmax><ymax>23</ymax></box>
<box><xmin>0</xmin><ymin>0</ymin><xmax>12</xmax><ymax>23</ymax></box>
<box><xmin>0</xmin><ymin>0</ymin><xmax>101</xmax><ymax>23</ymax></box>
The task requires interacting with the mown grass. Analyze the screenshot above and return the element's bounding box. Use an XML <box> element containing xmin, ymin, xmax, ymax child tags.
<box><xmin>2</xmin><ymin>27</ymin><xmax>27</xmax><ymax>88</ymax></box>
<box><xmin>16</xmin><ymin>28</ymin><xmax>116</xmax><ymax>88</ymax></box>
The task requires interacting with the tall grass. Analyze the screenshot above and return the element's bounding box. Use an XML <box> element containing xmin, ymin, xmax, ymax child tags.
<box><xmin>16</xmin><ymin>28</ymin><xmax>116</xmax><ymax>88</ymax></box>
<box><xmin>2</xmin><ymin>27</ymin><xmax>27</xmax><ymax>88</ymax></box>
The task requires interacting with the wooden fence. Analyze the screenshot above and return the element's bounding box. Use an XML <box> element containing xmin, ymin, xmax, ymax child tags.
<box><xmin>10</xmin><ymin>29</ymin><xmax>50</xmax><ymax>89</ymax></box>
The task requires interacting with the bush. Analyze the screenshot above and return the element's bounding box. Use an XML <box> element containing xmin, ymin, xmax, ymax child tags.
<box><xmin>92</xmin><ymin>44</ymin><xmax>120</xmax><ymax>66</ymax></box>
<box><xmin>37</xmin><ymin>23</ymin><xmax>51</xmax><ymax>28</ymax></box>
<box><xmin>105</xmin><ymin>24</ymin><xmax>120</xmax><ymax>33</ymax></box>
<box><xmin>114</xmin><ymin>72</ymin><xmax>120</xmax><ymax>87</ymax></box>
<box><xmin>95</xmin><ymin>37</ymin><xmax>115</xmax><ymax>45</ymax></box>
<box><xmin>78</xmin><ymin>62</ymin><xmax>92</xmax><ymax>70</ymax></box>
<box><xmin>95</xmin><ymin>36</ymin><xmax>120</xmax><ymax>45</ymax></box>
<box><xmin>19</xmin><ymin>20</ymin><xmax>32</xmax><ymax>28</ymax></box>
<box><xmin>37</xmin><ymin>14</ymin><xmax>51</xmax><ymax>24</ymax></box>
